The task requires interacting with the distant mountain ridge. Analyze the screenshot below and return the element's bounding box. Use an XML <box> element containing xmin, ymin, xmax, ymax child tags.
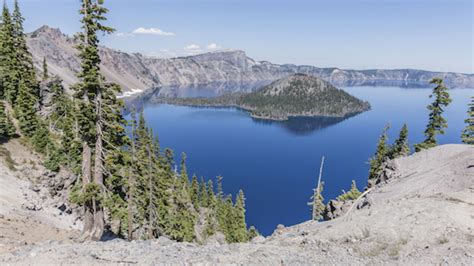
<box><xmin>27</xmin><ymin>26</ymin><xmax>474</xmax><ymax>95</ymax></box>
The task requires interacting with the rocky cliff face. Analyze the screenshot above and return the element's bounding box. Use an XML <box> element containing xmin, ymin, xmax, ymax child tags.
<box><xmin>27</xmin><ymin>26</ymin><xmax>474</xmax><ymax>97</ymax></box>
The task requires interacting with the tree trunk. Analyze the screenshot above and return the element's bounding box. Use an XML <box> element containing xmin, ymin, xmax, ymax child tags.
<box><xmin>81</xmin><ymin>141</ymin><xmax>93</xmax><ymax>238</ymax></box>
<box><xmin>147</xmin><ymin>145</ymin><xmax>154</xmax><ymax>239</ymax></box>
<box><xmin>127</xmin><ymin>121</ymin><xmax>136</xmax><ymax>241</ymax></box>
<box><xmin>92</xmin><ymin>88</ymin><xmax>104</xmax><ymax>241</ymax></box>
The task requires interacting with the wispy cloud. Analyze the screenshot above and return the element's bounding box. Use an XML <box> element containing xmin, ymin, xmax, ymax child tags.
<box><xmin>147</xmin><ymin>43</ymin><xmax>226</xmax><ymax>59</ymax></box>
<box><xmin>132</xmin><ymin>27</ymin><xmax>175</xmax><ymax>36</ymax></box>
<box><xmin>183</xmin><ymin>44</ymin><xmax>203</xmax><ymax>55</ymax></box>
<box><xmin>184</xmin><ymin>44</ymin><xmax>201</xmax><ymax>51</ymax></box>
<box><xmin>206</xmin><ymin>43</ymin><xmax>222</xmax><ymax>50</ymax></box>
<box><xmin>115</xmin><ymin>32</ymin><xmax>135</xmax><ymax>38</ymax></box>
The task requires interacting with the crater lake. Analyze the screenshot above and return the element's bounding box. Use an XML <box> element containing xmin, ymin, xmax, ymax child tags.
<box><xmin>126</xmin><ymin>85</ymin><xmax>473</xmax><ymax>236</ymax></box>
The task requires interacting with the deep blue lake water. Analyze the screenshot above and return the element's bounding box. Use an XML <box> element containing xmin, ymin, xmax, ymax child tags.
<box><xmin>131</xmin><ymin>86</ymin><xmax>473</xmax><ymax>236</ymax></box>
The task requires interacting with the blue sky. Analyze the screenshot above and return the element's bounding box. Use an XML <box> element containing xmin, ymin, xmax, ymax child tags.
<box><xmin>13</xmin><ymin>0</ymin><xmax>474</xmax><ymax>73</ymax></box>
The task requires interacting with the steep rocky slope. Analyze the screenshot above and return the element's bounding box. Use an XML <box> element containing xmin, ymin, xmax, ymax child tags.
<box><xmin>0</xmin><ymin>143</ymin><xmax>472</xmax><ymax>264</ymax></box>
<box><xmin>27</xmin><ymin>26</ymin><xmax>474</xmax><ymax>96</ymax></box>
<box><xmin>0</xmin><ymin>140</ymin><xmax>80</xmax><ymax>255</ymax></box>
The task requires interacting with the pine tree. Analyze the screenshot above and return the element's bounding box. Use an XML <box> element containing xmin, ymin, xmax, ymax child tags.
<box><xmin>309</xmin><ymin>182</ymin><xmax>324</xmax><ymax>221</ymax></box>
<box><xmin>0</xmin><ymin>3</ymin><xmax>17</xmax><ymax>103</ymax></box>
<box><xmin>10</xmin><ymin>1</ymin><xmax>40</xmax><ymax>137</ymax></box>
<box><xmin>368</xmin><ymin>125</ymin><xmax>390</xmax><ymax>180</ymax></box>
<box><xmin>12</xmin><ymin>0</ymin><xmax>37</xmax><ymax>98</ymax></box>
<box><xmin>203</xmin><ymin>210</ymin><xmax>218</xmax><ymax>238</ymax></box>
<box><xmin>42</xmin><ymin>57</ymin><xmax>48</xmax><ymax>81</ymax></box>
<box><xmin>337</xmin><ymin>180</ymin><xmax>362</xmax><ymax>201</ymax></box>
<box><xmin>206</xmin><ymin>179</ymin><xmax>215</xmax><ymax>208</ymax></box>
<box><xmin>101</xmin><ymin>83</ymin><xmax>130</xmax><ymax>238</ymax></box>
<box><xmin>219</xmin><ymin>195</ymin><xmax>235</xmax><ymax>242</ymax></box>
<box><xmin>310</xmin><ymin>156</ymin><xmax>325</xmax><ymax>221</ymax></box>
<box><xmin>247</xmin><ymin>226</ymin><xmax>259</xmax><ymax>240</ymax></box>
<box><xmin>15</xmin><ymin>79</ymin><xmax>39</xmax><ymax>136</ymax></box>
<box><xmin>73</xmin><ymin>0</ymin><xmax>117</xmax><ymax>241</ymax></box>
<box><xmin>126</xmin><ymin>107</ymin><xmax>138</xmax><ymax>240</ymax></box>
<box><xmin>0</xmin><ymin>101</ymin><xmax>15</xmax><ymax>139</ymax></box>
<box><xmin>414</xmin><ymin>78</ymin><xmax>452</xmax><ymax>152</ymax></box>
<box><xmin>233</xmin><ymin>190</ymin><xmax>248</xmax><ymax>242</ymax></box>
<box><xmin>190</xmin><ymin>174</ymin><xmax>199</xmax><ymax>209</ymax></box>
<box><xmin>461</xmin><ymin>96</ymin><xmax>473</xmax><ymax>144</ymax></box>
<box><xmin>168</xmin><ymin>169</ymin><xmax>196</xmax><ymax>242</ymax></box>
<box><xmin>29</xmin><ymin>120</ymin><xmax>49</xmax><ymax>154</ymax></box>
<box><xmin>180</xmin><ymin>152</ymin><xmax>190</xmax><ymax>191</ymax></box>
<box><xmin>389</xmin><ymin>124</ymin><xmax>410</xmax><ymax>158</ymax></box>
<box><xmin>44</xmin><ymin>141</ymin><xmax>61</xmax><ymax>172</ymax></box>
<box><xmin>199</xmin><ymin>176</ymin><xmax>208</xmax><ymax>207</ymax></box>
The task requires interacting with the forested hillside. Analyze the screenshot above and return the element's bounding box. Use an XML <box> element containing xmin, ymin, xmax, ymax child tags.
<box><xmin>0</xmin><ymin>0</ymin><xmax>253</xmax><ymax>243</ymax></box>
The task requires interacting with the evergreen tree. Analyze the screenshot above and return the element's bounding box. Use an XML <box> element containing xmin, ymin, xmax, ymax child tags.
<box><xmin>206</xmin><ymin>179</ymin><xmax>215</xmax><ymax>208</ymax></box>
<box><xmin>461</xmin><ymin>96</ymin><xmax>473</xmax><ymax>144</ymax></box>
<box><xmin>0</xmin><ymin>3</ymin><xmax>17</xmax><ymax>102</ymax></box>
<box><xmin>368</xmin><ymin>125</ymin><xmax>390</xmax><ymax>180</ymax></box>
<box><xmin>203</xmin><ymin>210</ymin><xmax>218</xmax><ymax>239</ymax></box>
<box><xmin>12</xmin><ymin>0</ymin><xmax>37</xmax><ymax>98</ymax></box>
<box><xmin>30</xmin><ymin>121</ymin><xmax>49</xmax><ymax>153</ymax></box>
<box><xmin>42</xmin><ymin>57</ymin><xmax>48</xmax><ymax>81</ymax></box>
<box><xmin>10</xmin><ymin>0</ymin><xmax>40</xmax><ymax>137</ymax></box>
<box><xmin>15</xmin><ymin>79</ymin><xmax>39</xmax><ymax>136</ymax></box>
<box><xmin>179</xmin><ymin>152</ymin><xmax>189</xmax><ymax>191</ymax></box>
<box><xmin>310</xmin><ymin>157</ymin><xmax>325</xmax><ymax>221</ymax></box>
<box><xmin>199</xmin><ymin>176</ymin><xmax>208</xmax><ymax>207</ymax></box>
<box><xmin>247</xmin><ymin>226</ymin><xmax>259</xmax><ymax>240</ymax></box>
<box><xmin>233</xmin><ymin>190</ymin><xmax>248</xmax><ymax>242</ymax></box>
<box><xmin>101</xmin><ymin>83</ymin><xmax>130</xmax><ymax>238</ymax></box>
<box><xmin>414</xmin><ymin>78</ymin><xmax>452</xmax><ymax>152</ymax></box>
<box><xmin>126</xmin><ymin>107</ymin><xmax>138</xmax><ymax>240</ymax></box>
<box><xmin>168</xmin><ymin>170</ymin><xmax>196</xmax><ymax>242</ymax></box>
<box><xmin>190</xmin><ymin>174</ymin><xmax>199</xmax><ymax>209</ymax></box>
<box><xmin>44</xmin><ymin>141</ymin><xmax>61</xmax><ymax>172</ymax></box>
<box><xmin>73</xmin><ymin>0</ymin><xmax>117</xmax><ymax>241</ymax></box>
<box><xmin>309</xmin><ymin>182</ymin><xmax>324</xmax><ymax>221</ymax></box>
<box><xmin>0</xmin><ymin>101</ymin><xmax>15</xmax><ymax>139</ymax></box>
<box><xmin>337</xmin><ymin>180</ymin><xmax>362</xmax><ymax>201</ymax></box>
<box><xmin>219</xmin><ymin>195</ymin><xmax>235</xmax><ymax>242</ymax></box>
<box><xmin>389</xmin><ymin>124</ymin><xmax>410</xmax><ymax>158</ymax></box>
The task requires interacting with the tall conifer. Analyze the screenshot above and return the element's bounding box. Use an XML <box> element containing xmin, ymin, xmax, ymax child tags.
<box><xmin>368</xmin><ymin>125</ymin><xmax>390</xmax><ymax>180</ymax></box>
<box><xmin>0</xmin><ymin>3</ymin><xmax>17</xmax><ymax>102</ymax></box>
<box><xmin>415</xmin><ymin>78</ymin><xmax>452</xmax><ymax>151</ymax></box>
<box><xmin>74</xmin><ymin>0</ymin><xmax>116</xmax><ymax>241</ymax></box>
<box><xmin>462</xmin><ymin>96</ymin><xmax>473</xmax><ymax>144</ymax></box>
<box><xmin>389</xmin><ymin>124</ymin><xmax>410</xmax><ymax>158</ymax></box>
<box><xmin>233</xmin><ymin>190</ymin><xmax>248</xmax><ymax>242</ymax></box>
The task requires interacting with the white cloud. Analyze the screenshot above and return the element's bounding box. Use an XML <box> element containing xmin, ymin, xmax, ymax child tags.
<box><xmin>115</xmin><ymin>32</ymin><xmax>134</xmax><ymax>38</ymax></box>
<box><xmin>132</xmin><ymin>27</ymin><xmax>175</xmax><ymax>36</ymax></box>
<box><xmin>184</xmin><ymin>44</ymin><xmax>201</xmax><ymax>51</ymax></box>
<box><xmin>206</xmin><ymin>43</ymin><xmax>222</xmax><ymax>50</ymax></box>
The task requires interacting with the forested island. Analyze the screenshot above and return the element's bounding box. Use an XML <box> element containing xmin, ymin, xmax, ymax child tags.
<box><xmin>156</xmin><ymin>74</ymin><xmax>371</xmax><ymax>121</ymax></box>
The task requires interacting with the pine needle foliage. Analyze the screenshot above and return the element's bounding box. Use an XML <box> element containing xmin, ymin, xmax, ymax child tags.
<box><xmin>415</xmin><ymin>78</ymin><xmax>452</xmax><ymax>152</ymax></box>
